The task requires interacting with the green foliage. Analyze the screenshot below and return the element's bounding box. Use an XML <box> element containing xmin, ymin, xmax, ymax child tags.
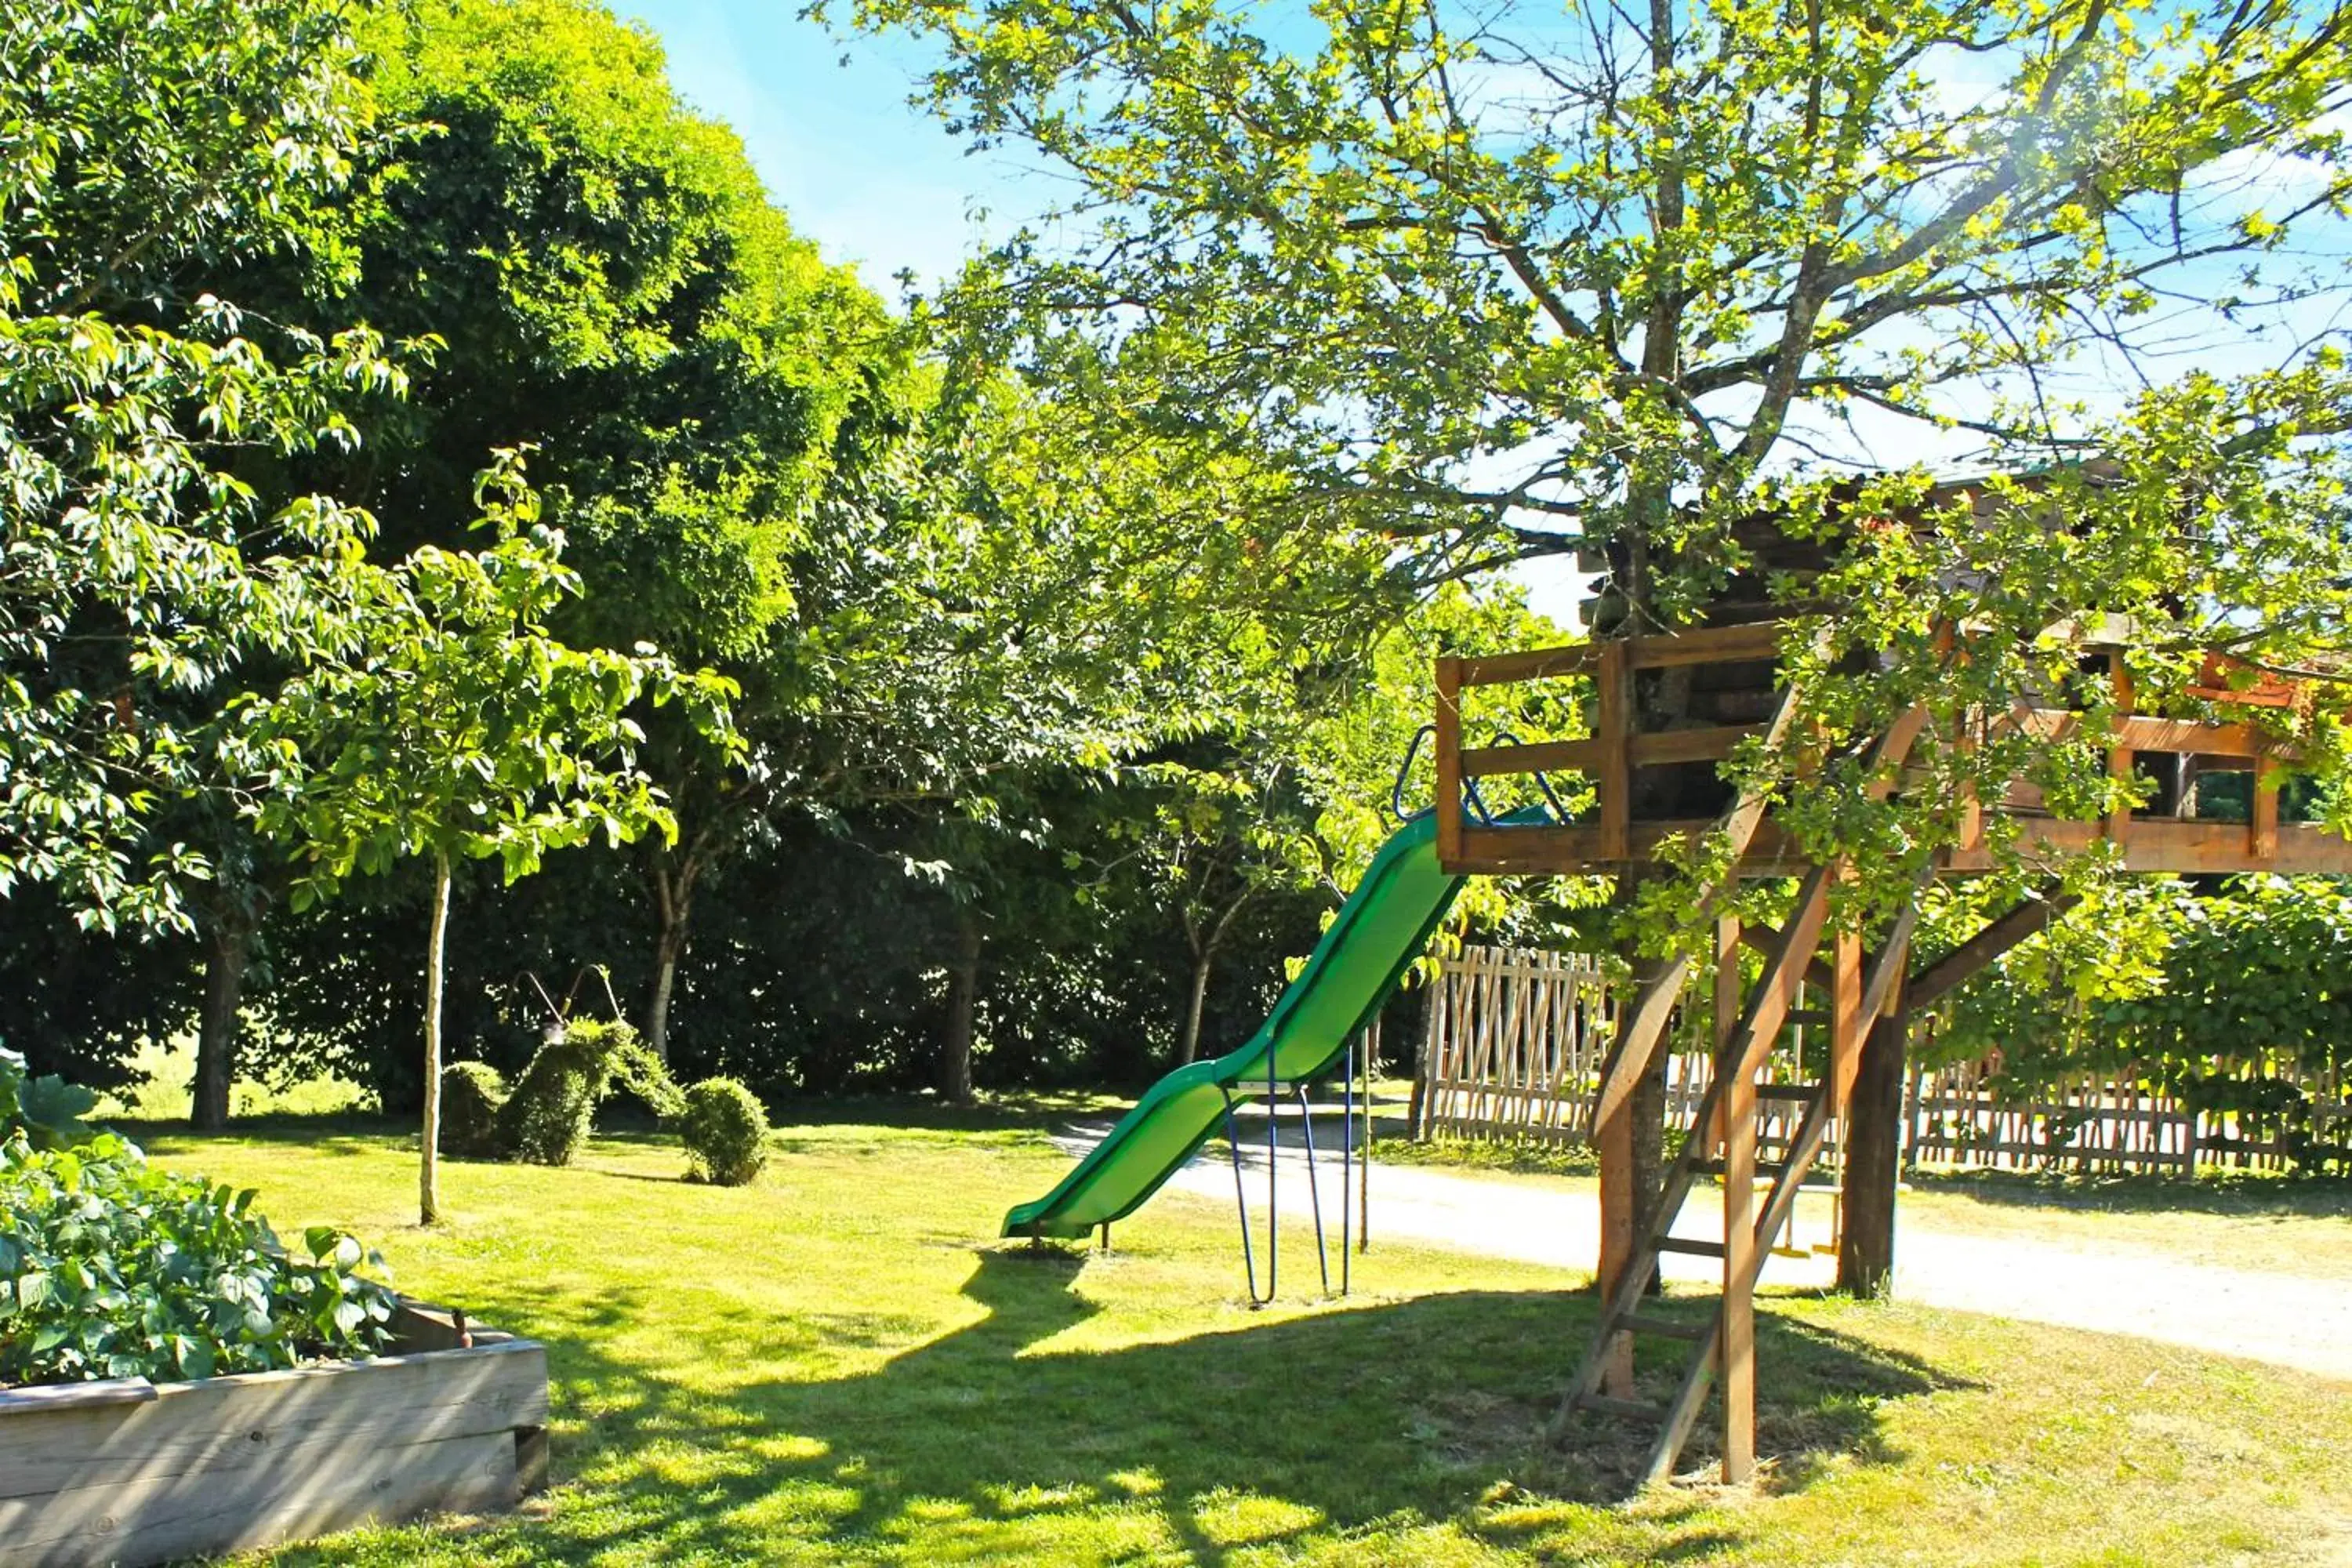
<box><xmin>0</xmin><ymin>1131</ymin><xmax>393</xmax><ymax>1386</ymax></box>
<box><xmin>846</xmin><ymin>0</ymin><xmax>2352</xmax><ymax>968</ymax></box>
<box><xmin>1936</xmin><ymin>877</ymin><xmax>2352</xmax><ymax>1173</ymax></box>
<box><xmin>495</xmin><ymin>1019</ymin><xmax>682</xmax><ymax>1167</ymax></box>
<box><xmin>678</xmin><ymin>1077</ymin><xmax>771</xmax><ymax>1186</ymax></box>
<box><xmin>0</xmin><ymin>1047</ymin><xmax>98</xmax><ymax>1152</ymax></box>
<box><xmin>249</xmin><ymin>456</ymin><xmax>735</xmax><ymax>903</ymax></box>
<box><xmin>441</xmin><ymin>1062</ymin><xmax>509</xmax><ymax>1157</ymax></box>
<box><xmin>0</xmin><ymin>0</ymin><xmax>401</xmax><ymax>931</ymax></box>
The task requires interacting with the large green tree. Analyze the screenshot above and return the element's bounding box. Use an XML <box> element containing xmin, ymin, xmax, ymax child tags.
<box><xmin>0</xmin><ymin>0</ymin><xmax>400</xmax><ymax>932</ymax></box>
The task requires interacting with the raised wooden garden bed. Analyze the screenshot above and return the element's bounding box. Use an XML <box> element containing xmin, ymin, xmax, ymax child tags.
<box><xmin>0</xmin><ymin>1301</ymin><xmax>547</xmax><ymax>1568</ymax></box>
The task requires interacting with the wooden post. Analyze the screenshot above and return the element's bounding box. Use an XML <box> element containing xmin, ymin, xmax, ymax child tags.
<box><xmin>2105</xmin><ymin>652</ymin><xmax>2136</xmax><ymax>849</ymax></box>
<box><xmin>1828</xmin><ymin>929</ymin><xmax>1865</xmax><ymax>1112</ymax></box>
<box><xmin>1719</xmin><ymin>923</ymin><xmax>1762</xmax><ymax>1484</ymax></box>
<box><xmin>1595</xmin><ymin>1049</ymin><xmax>1637</xmax><ymax>1398</ymax></box>
<box><xmin>1435</xmin><ymin>656</ymin><xmax>1463</xmax><ymax>869</ymax></box>
<box><xmin>1955</xmin><ymin>709</ymin><xmax>1983</xmax><ymax>853</ymax></box>
<box><xmin>1711</xmin><ymin>915</ymin><xmax>1740</xmax><ymax>1150</ymax></box>
<box><xmin>2252</xmin><ymin>744</ymin><xmax>2280</xmax><ymax>863</ymax></box>
<box><xmin>1597</xmin><ymin>641</ymin><xmax>1631</xmax><ymax>862</ymax></box>
<box><xmin>1838</xmin><ymin>949</ymin><xmax>1911</xmax><ymax>1296</ymax></box>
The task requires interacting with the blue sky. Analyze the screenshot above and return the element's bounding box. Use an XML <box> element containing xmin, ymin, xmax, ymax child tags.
<box><xmin>608</xmin><ymin>0</ymin><xmax>1037</xmax><ymax>292</ymax></box>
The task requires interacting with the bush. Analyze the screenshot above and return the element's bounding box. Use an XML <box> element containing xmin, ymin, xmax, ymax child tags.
<box><xmin>495</xmin><ymin>1019</ymin><xmax>682</xmax><ymax>1167</ymax></box>
<box><xmin>0</xmin><ymin>1131</ymin><xmax>395</xmax><ymax>1386</ymax></box>
<box><xmin>441</xmin><ymin>1062</ymin><xmax>509</xmax><ymax>1157</ymax></box>
<box><xmin>679</xmin><ymin>1077</ymin><xmax>770</xmax><ymax>1186</ymax></box>
<box><xmin>0</xmin><ymin>1045</ymin><xmax>96</xmax><ymax>1150</ymax></box>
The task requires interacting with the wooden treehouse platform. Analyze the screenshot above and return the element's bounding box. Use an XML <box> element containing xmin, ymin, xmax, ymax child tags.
<box><xmin>1428</xmin><ymin>616</ymin><xmax>2352</xmax><ymax>1489</ymax></box>
<box><xmin>1432</xmin><ymin>619</ymin><xmax>2351</xmax><ymax>882</ymax></box>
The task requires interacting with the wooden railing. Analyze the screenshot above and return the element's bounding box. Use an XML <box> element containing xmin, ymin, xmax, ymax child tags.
<box><xmin>1432</xmin><ymin>622</ymin><xmax>2340</xmax><ymax>879</ymax></box>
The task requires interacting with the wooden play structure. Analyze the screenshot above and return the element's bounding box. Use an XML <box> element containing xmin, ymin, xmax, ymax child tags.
<box><xmin>1427</xmin><ymin>612</ymin><xmax>2352</xmax><ymax>1486</ymax></box>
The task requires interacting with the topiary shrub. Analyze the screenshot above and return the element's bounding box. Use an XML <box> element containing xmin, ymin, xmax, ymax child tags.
<box><xmin>679</xmin><ymin>1077</ymin><xmax>770</xmax><ymax>1186</ymax></box>
<box><xmin>0</xmin><ymin>1129</ymin><xmax>395</xmax><ymax>1385</ymax></box>
<box><xmin>493</xmin><ymin>1019</ymin><xmax>682</xmax><ymax>1167</ymax></box>
<box><xmin>441</xmin><ymin>1062</ymin><xmax>509</xmax><ymax>1158</ymax></box>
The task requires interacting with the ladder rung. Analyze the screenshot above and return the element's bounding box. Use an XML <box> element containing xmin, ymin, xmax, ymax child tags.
<box><xmin>1617</xmin><ymin>1312</ymin><xmax>1707</xmax><ymax>1342</ymax></box>
<box><xmin>1756</xmin><ymin>1084</ymin><xmax>1819</xmax><ymax>1102</ymax></box>
<box><xmin>1656</xmin><ymin>1236</ymin><xmax>1726</xmax><ymax>1258</ymax></box>
<box><xmin>1579</xmin><ymin>1393</ymin><xmax>1668</xmax><ymax>1421</ymax></box>
<box><xmin>1687</xmin><ymin>1157</ymin><xmax>1789</xmax><ymax>1178</ymax></box>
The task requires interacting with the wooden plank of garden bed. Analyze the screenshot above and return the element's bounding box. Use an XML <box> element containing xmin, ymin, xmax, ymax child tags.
<box><xmin>0</xmin><ymin>1426</ymin><xmax>517</xmax><ymax>1568</ymax></box>
<box><xmin>0</xmin><ymin>1341</ymin><xmax>546</xmax><ymax>1501</ymax></box>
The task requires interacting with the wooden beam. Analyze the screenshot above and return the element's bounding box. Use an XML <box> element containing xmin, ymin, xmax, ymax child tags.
<box><xmin>1940</xmin><ymin>818</ymin><xmax>2352</xmax><ymax>876</ymax></box>
<box><xmin>1627</xmin><ymin>621</ymin><xmax>1784</xmax><ymax>670</ymax></box>
<box><xmin>1906</xmin><ymin>891</ymin><xmax>2082</xmax><ymax>1010</ymax></box>
<box><xmin>1719</xmin><ymin>950</ymin><xmax>1761</xmax><ymax>1486</ymax></box>
<box><xmin>1458</xmin><ymin>725</ymin><xmax>1767</xmax><ymax>782</ymax></box>
<box><xmin>2106</xmin><ymin>653</ymin><xmax>2135</xmax><ymax>849</ymax></box>
<box><xmin>1711</xmin><ymin>916</ymin><xmax>1741</xmax><ymax>1156</ymax></box>
<box><xmin>1991</xmin><ymin>710</ymin><xmax>2272</xmax><ymax>762</ymax></box>
<box><xmin>1454</xmin><ymin>643</ymin><xmax>1599</xmax><ymax>687</ymax></box>
<box><xmin>1828</xmin><ymin>927</ymin><xmax>1865</xmax><ymax>1114</ymax></box>
<box><xmin>1435</xmin><ymin>657</ymin><xmax>1463</xmax><ymax>870</ymax></box>
<box><xmin>2252</xmin><ymin>748</ymin><xmax>2281</xmax><ymax>862</ymax></box>
<box><xmin>1595</xmin><ymin>1044</ymin><xmax>1638</xmax><ymax>1399</ymax></box>
<box><xmin>1459</xmin><ymin>737</ymin><xmax>1601</xmax><ymax>779</ymax></box>
<box><xmin>1632</xmin><ymin>724</ymin><xmax>1769</xmax><ymax>767</ymax></box>
<box><xmin>1738</xmin><ymin>921</ymin><xmax>1834</xmax><ymax>993</ymax></box>
<box><xmin>1596</xmin><ymin>641</ymin><xmax>1630</xmax><ymax>862</ymax></box>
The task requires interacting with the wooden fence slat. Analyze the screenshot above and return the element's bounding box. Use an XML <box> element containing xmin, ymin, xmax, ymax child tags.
<box><xmin>1421</xmin><ymin>946</ymin><xmax>2349</xmax><ymax>1176</ymax></box>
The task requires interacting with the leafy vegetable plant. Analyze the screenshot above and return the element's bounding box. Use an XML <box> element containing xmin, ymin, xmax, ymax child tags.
<box><xmin>0</xmin><ymin>1046</ymin><xmax>97</xmax><ymax>1150</ymax></box>
<box><xmin>0</xmin><ymin>1131</ymin><xmax>394</xmax><ymax>1387</ymax></box>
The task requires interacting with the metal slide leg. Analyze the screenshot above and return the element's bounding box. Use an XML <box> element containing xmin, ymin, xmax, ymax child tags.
<box><xmin>1340</xmin><ymin>1035</ymin><xmax>1355</xmax><ymax>1294</ymax></box>
<box><xmin>1359</xmin><ymin>1025</ymin><xmax>1373</xmax><ymax>1254</ymax></box>
<box><xmin>1296</xmin><ymin>1084</ymin><xmax>1332</xmax><ymax>1296</ymax></box>
<box><xmin>1221</xmin><ymin>1088</ymin><xmax>1272</xmax><ymax>1306</ymax></box>
<box><xmin>1265</xmin><ymin>1049</ymin><xmax>1280</xmax><ymax>1301</ymax></box>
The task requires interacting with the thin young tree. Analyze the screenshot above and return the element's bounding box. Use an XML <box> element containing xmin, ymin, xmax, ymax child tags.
<box><xmin>251</xmin><ymin>456</ymin><xmax>735</xmax><ymax>1223</ymax></box>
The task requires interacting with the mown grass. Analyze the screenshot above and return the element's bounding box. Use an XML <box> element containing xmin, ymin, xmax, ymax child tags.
<box><xmin>122</xmin><ymin>1114</ymin><xmax>2352</xmax><ymax>1566</ymax></box>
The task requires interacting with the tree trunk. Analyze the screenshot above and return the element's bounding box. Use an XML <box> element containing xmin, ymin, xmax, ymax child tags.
<box><xmin>1838</xmin><ymin>1005</ymin><xmax>1911</xmax><ymax>1295</ymax></box>
<box><xmin>940</xmin><ymin>906</ymin><xmax>981</xmax><ymax>1105</ymax></box>
<box><xmin>193</xmin><ymin>913</ymin><xmax>256</xmax><ymax>1131</ymax></box>
<box><xmin>647</xmin><ymin>920</ymin><xmax>687</xmax><ymax>1062</ymax></box>
<box><xmin>645</xmin><ymin>853</ymin><xmax>702</xmax><ymax>1062</ymax></box>
<box><xmin>420</xmin><ymin>850</ymin><xmax>452</xmax><ymax>1226</ymax></box>
<box><xmin>1178</xmin><ymin>949</ymin><xmax>1214</xmax><ymax>1065</ymax></box>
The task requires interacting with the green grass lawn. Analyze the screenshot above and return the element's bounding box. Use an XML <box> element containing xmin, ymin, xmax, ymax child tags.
<box><xmin>125</xmin><ymin>1112</ymin><xmax>2352</xmax><ymax>1567</ymax></box>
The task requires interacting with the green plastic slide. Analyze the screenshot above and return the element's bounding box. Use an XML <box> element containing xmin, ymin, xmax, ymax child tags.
<box><xmin>1002</xmin><ymin>810</ymin><xmax>1515</xmax><ymax>1240</ymax></box>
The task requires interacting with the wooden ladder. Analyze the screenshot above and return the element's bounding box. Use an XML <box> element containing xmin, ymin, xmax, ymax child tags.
<box><xmin>1552</xmin><ymin>873</ymin><xmax>1923</xmax><ymax>1485</ymax></box>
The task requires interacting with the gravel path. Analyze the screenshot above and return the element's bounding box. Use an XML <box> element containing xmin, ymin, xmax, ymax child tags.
<box><xmin>1058</xmin><ymin>1122</ymin><xmax>2352</xmax><ymax>1382</ymax></box>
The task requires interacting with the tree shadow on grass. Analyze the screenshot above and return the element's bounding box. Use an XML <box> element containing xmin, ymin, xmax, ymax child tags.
<box><xmin>395</xmin><ymin>1255</ymin><xmax>1978</xmax><ymax>1566</ymax></box>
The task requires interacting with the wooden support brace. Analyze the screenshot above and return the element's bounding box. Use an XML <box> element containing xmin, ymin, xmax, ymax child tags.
<box><xmin>1738</xmin><ymin>922</ymin><xmax>1834</xmax><ymax>993</ymax></box>
<box><xmin>1907</xmin><ymin>889</ymin><xmax>2083</xmax><ymax>1010</ymax></box>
